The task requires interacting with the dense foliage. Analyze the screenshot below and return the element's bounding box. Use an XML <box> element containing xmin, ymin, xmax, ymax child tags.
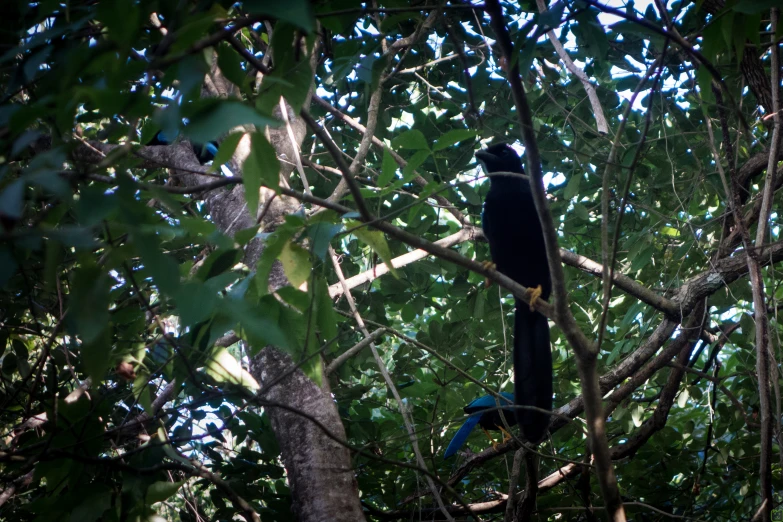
<box><xmin>0</xmin><ymin>0</ymin><xmax>781</xmax><ymax>520</ymax></box>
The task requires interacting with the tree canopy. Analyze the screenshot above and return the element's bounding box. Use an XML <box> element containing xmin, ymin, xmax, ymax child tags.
<box><xmin>1</xmin><ymin>0</ymin><xmax>782</xmax><ymax>521</ymax></box>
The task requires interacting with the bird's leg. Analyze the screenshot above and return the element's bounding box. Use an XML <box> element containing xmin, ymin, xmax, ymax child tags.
<box><xmin>481</xmin><ymin>260</ymin><xmax>496</xmax><ymax>287</ymax></box>
<box><xmin>482</xmin><ymin>427</ymin><xmax>499</xmax><ymax>450</ymax></box>
<box><xmin>527</xmin><ymin>284</ymin><xmax>543</xmax><ymax>311</ymax></box>
<box><xmin>497</xmin><ymin>425</ymin><xmax>513</xmax><ymax>443</ymax></box>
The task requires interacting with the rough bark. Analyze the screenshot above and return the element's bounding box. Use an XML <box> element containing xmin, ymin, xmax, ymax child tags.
<box><xmin>700</xmin><ymin>0</ymin><xmax>775</xmax><ymax>115</ymax></box>
<box><xmin>178</xmin><ymin>42</ymin><xmax>366</xmax><ymax>522</ymax></box>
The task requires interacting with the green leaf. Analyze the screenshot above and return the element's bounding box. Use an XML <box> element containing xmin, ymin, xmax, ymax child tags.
<box><xmin>174</xmin><ymin>55</ymin><xmax>208</xmax><ymax>96</ymax></box>
<box><xmin>132</xmin><ymin>370</ymin><xmax>153</xmax><ymax>413</ymax></box>
<box><xmin>277</xmin><ymin>286</ymin><xmax>310</xmax><ymax>312</ymax></box>
<box><xmin>158</xmin><ymin>427</ymin><xmax>195</xmax><ymax>468</ymax></box>
<box><xmin>255</xmin><ymin>23</ymin><xmax>315</xmax><ymax>114</ymax></box>
<box><xmin>0</xmin><ymin>179</ymin><xmax>24</xmax><ymax>221</ymax></box>
<box><xmin>134</xmin><ymin>233</ymin><xmax>181</xmax><ymax>296</ymax></box>
<box><xmin>255</xmin><ymin>226</ymin><xmax>295</xmax><ymax>295</ymax></box>
<box><xmin>697</xmin><ymin>66</ymin><xmax>715</xmax><ymax>105</ymax></box>
<box><xmin>661</xmin><ymin>226</ymin><xmax>680</xmax><ymax>237</ymax></box>
<box><xmin>279</xmin><ymin>240</ymin><xmax>311</xmax><ymax>288</ymax></box>
<box><xmin>314</xmin><ymin>277</ymin><xmax>337</xmax><ymax>340</ymax></box>
<box><xmin>235</xmin><ymin>225</ymin><xmax>261</xmax><ymax>246</ymax></box>
<box><xmin>460</xmin><ymin>183</ymin><xmax>481</xmax><ymax>206</ymax></box>
<box><xmin>244</xmin><ymin>0</ymin><xmax>315</xmax><ymax>33</ymax></box>
<box><xmin>234</xmin><ymin>298</ymin><xmax>293</xmax><ymax>351</ymax></box>
<box><xmin>211</xmin><ymin>131</ymin><xmax>243</xmax><ymax>170</ymax></box>
<box><xmin>347</xmin><ymin>221</ymin><xmax>399</xmax><ymax>279</ymax></box>
<box><xmin>216</xmin><ymin>43</ymin><xmax>247</xmax><ymax>89</ymax></box>
<box><xmin>573</xmin><ymin>203</ymin><xmax>589</xmax><ymax>221</ymax></box>
<box><xmin>81</xmin><ymin>329</ymin><xmax>111</xmax><ymax>384</ymax></box>
<box><xmin>401</xmin><ymin>149</ymin><xmax>430</xmax><ymax>182</ymax></box>
<box><xmin>70</xmin><ymin>265</ymin><xmax>110</xmax><ymax>345</ymax></box>
<box><xmin>732</xmin><ymin>0</ymin><xmax>779</xmax><ymax>14</ymax></box>
<box><xmin>146</xmin><ymin>480</ymin><xmax>185</xmax><ymax>505</ymax></box>
<box><xmin>392</xmin><ymin>130</ymin><xmax>430</xmax><ymax>151</ymax></box>
<box><xmin>564</xmin><ymin>174</ymin><xmax>581</xmax><ymax>200</ymax></box>
<box><xmin>433</xmin><ymin>129</ymin><xmax>476</xmax><ymax>152</ymax></box>
<box><xmin>174</xmin><ymin>282</ymin><xmax>217</xmax><ymax>327</ymax></box>
<box><xmin>244</xmin><ymin>132</ymin><xmax>281</xmax><ymax>214</ymax></box>
<box><xmin>0</xmin><ymin>246</ymin><xmax>19</xmax><ymax>289</ymax></box>
<box><xmin>96</xmin><ymin>0</ymin><xmax>140</xmax><ymax>48</ymax></box>
<box><xmin>538</xmin><ymin>1</ymin><xmax>566</xmax><ymax>28</ymax></box>
<box><xmin>378</xmin><ymin>148</ymin><xmax>398</xmax><ymax>187</ymax></box>
<box><xmin>205</xmin><ymin>348</ymin><xmax>260</xmax><ymax>391</ymax></box>
<box><xmin>307</xmin><ymin>222</ymin><xmax>343</xmax><ymax>260</ymax></box>
<box><xmin>631</xmin><ymin>404</ymin><xmax>644</xmax><ymax>427</ymax></box>
<box><xmin>184</xmin><ymin>101</ymin><xmax>279</xmax><ymax>144</ymax></box>
<box><xmin>677</xmin><ymin>388</ymin><xmax>689</xmax><ymax>408</ymax></box>
<box><xmin>46</xmin><ymin>227</ymin><xmax>99</xmax><ymax>250</ymax></box>
<box><xmin>69</xmin><ymin>485</ymin><xmax>112</xmax><ymax>522</ymax></box>
<box><xmin>518</xmin><ymin>37</ymin><xmax>537</xmax><ymax>76</ymax></box>
<box><xmin>195</xmin><ymin>249</ymin><xmax>241</xmax><ymax>282</ymax></box>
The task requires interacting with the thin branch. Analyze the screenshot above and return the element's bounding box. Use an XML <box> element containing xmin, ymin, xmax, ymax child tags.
<box><xmin>328</xmin><ymin>227</ymin><xmax>477</xmax><ymax>297</ymax></box>
<box><xmin>749</xmin><ymin>9</ymin><xmax>780</xmax><ymax>520</ymax></box>
<box><xmin>598</xmin><ymin>53</ymin><xmax>666</xmax><ymax>350</ymax></box>
<box><xmin>312</xmin><ymin>95</ymin><xmax>468</xmax><ymax>224</ymax></box>
<box><xmin>534</xmin><ymin>0</ymin><xmax>608</xmax><ymax>134</ymax></box>
<box><xmin>324</xmin><ymin>82</ymin><xmax>384</xmax><ymax>204</ymax></box>
<box><xmin>324</xmin><ymin>328</ymin><xmax>384</xmax><ymax>375</ymax></box>
<box><xmin>328</xmin><ymin>245</ymin><xmax>457</xmax><ymax>522</ymax></box>
<box><xmin>301</xmin><ymin>111</ymin><xmax>372</xmax><ymax>221</ymax></box>
<box><xmin>560</xmin><ymin>250</ymin><xmax>680</xmax><ymax>317</ymax></box>
<box><xmin>670</xmin><ymin>363</ymin><xmax>759</xmax><ymax>429</ymax></box>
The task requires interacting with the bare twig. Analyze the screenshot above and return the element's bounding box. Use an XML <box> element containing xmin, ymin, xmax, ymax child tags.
<box><xmin>328</xmin><ymin>227</ymin><xmax>477</xmax><ymax>297</ymax></box>
<box><xmin>312</xmin><ymin>95</ymin><xmax>468</xmax><ymax>224</ymax></box>
<box><xmin>328</xmin><ymin>245</ymin><xmax>456</xmax><ymax>522</ymax></box>
<box><xmin>324</xmin><ymin>328</ymin><xmax>384</xmax><ymax>375</ymax></box>
<box><xmin>748</xmin><ymin>9</ymin><xmax>780</xmax><ymax>520</ymax></box>
<box><xmin>534</xmin><ymin>0</ymin><xmax>608</xmax><ymax>134</ymax></box>
<box><xmin>597</xmin><ymin>52</ymin><xmax>666</xmax><ymax>350</ymax></box>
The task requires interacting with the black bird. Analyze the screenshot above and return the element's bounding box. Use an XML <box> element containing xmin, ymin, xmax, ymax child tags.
<box><xmin>477</xmin><ymin>143</ymin><xmax>552</xmax><ymax>443</ymax></box>
<box><xmin>443</xmin><ymin>392</ymin><xmax>515</xmax><ymax>458</ymax></box>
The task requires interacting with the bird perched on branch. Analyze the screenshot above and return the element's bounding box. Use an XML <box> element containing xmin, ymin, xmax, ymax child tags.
<box><xmin>476</xmin><ymin>143</ymin><xmax>552</xmax><ymax>443</ymax></box>
<box><xmin>444</xmin><ymin>392</ymin><xmax>515</xmax><ymax>458</ymax></box>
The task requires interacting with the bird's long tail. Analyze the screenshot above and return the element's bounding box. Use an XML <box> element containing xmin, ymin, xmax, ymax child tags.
<box><xmin>513</xmin><ymin>301</ymin><xmax>552</xmax><ymax>443</ymax></box>
<box><xmin>444</xmin><ymin>413</ymin><xmax>481</xmax><ymax>458</ymax></box>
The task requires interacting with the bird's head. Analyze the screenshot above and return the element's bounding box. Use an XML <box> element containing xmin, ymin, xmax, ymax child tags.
<box><xmin>475</xmin><ymin>143</ymin><xmax>524</xmax><ymax>174</ymax></box>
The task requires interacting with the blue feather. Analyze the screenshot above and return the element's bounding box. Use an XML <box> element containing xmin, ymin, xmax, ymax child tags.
<box><xmin>444</xmin><ymin>413</ymin><xmax>481</xmax><ymax>459</ymax></box>
<box><xmin>465</xmin><ymin>392</ymin><xmax>514</xmax><ymax>410</ymax></box>
<box><xmin>156</xmin><ymin>130</ymin><xmax>177</xmax><ymax>144</ymax></box>
<box><xmin>444</xmin><ymin>392</ymin><xmax>515</xmax><ymax>458</ymax></box>
<box><xmin>204</xmin><ymin>141</ymin><xmax>219</xmax><ymax>158</ymax></box>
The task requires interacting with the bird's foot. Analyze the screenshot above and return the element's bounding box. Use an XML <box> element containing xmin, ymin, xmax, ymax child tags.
<box><xmin>498</xmin><ymin>425</ymin><xmax>513</xmax><ymax>443</ymax></box>
<box><xmin>481</xmin><ymin>260</ymin><xmax>496</xmax><ymax>287</ymax></box>
<box><xmin>527</xmin><ymin>285</ymin><xmax>542</xmax><ymax>311</ymax></box>
<box><xmin>482</xmin><ymin>427</ymin><xmax>494</xmax><ymax>442</ymax></box>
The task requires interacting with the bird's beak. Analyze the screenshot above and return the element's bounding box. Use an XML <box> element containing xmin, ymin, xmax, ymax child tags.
<box><xmin>475</xmin><ymin>149</ymin><xmax>495</xmax><ymax>164</ymax></box>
